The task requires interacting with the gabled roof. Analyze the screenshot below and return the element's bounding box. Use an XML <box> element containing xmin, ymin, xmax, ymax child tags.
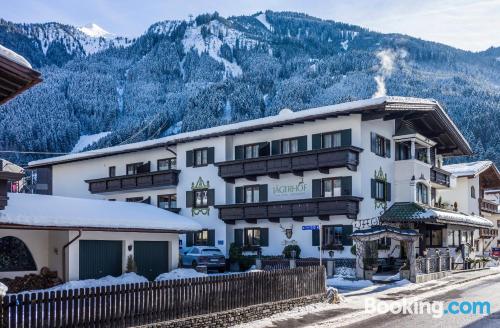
<box><xmin>29</xmin><ymin>96</ymin><xmax>472</xmax><ymax>168</ymax></box>
<box><xmin>0</xmin><ymin>193</ymin><xmax>201</xmax><ymax>232</ymax></box>
<box><xmin>380</xmin><ymin>202</ymin><xmax>493</xmax><ymax>228</ymax></box>
<box><xmin>443</xmin><ymin>161</ymin><xmax>496</xmax><ymax>178</ymax></box>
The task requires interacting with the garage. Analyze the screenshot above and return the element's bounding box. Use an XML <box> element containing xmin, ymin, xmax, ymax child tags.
<box><xmin>134</xmin><ymin>241</ymin><xmax>169</xmax><ymax>280</ymax></box>
<box><xmin>79</xmin><ymin>240</ymin><xmax>123</xmax><ymax>280</ymax></box>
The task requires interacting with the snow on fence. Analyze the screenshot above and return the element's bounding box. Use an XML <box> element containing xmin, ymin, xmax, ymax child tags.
<box><xmin>1</xmin><ymin>266</ymin><xmax>325</xmax><ymax>327</ymax></box>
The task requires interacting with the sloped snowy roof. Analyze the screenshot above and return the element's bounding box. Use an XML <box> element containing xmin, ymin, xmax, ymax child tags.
<box><xmin>0</xmin><ymin>193</ymin><xmax>201</xmax><ymax>232</ymax></box>
<box><xmin>443</xmin><ymin>161</ymin><xmax>495</xmax><ymax>178</ymax></box>
<box><xmin>29</xmin><ymin>96</ymin><xmax>470</xmax><ymax>167</ymax></box>
<box><xmin>0</xmin><ymin>44</ymin><xmax>32</xmax><ymax>68</ymax></box>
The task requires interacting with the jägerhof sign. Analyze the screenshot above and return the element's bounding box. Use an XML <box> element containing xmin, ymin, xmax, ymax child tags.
<box><xmin>272</xmin><ymin>178</ymin><xmax>308</xmax><ymax>197</ymax></box>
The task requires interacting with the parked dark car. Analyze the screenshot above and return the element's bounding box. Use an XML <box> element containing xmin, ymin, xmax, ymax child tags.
<box><xmin>181</xmin><ymin>246</ymin><xmax>226</xmax><ymax>272</ymax></box>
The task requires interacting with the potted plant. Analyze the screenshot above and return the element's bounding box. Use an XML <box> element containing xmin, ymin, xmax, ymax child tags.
<box><xmin>282</xmin><ymin>245</ymin><xmax>301</xmax><ymax>259</ymax></box>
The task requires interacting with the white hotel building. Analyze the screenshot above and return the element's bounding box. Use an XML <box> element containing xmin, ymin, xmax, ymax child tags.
<box><xmin>28</xmin><ymin>97</ymin><xmax>497</xmax><ymax>268</ymax></box>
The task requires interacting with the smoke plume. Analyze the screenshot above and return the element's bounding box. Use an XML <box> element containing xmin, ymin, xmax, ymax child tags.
<box><xmin>372</xmin><ymin>49</ymin><xmax>407</xmax><ymax>98</ymax></box>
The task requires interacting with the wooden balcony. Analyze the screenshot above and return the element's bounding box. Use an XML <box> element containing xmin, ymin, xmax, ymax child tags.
<box><xmin>430</xmin><ymin>166</ymin><xmax>451</xmax><ymax>187</ymax></box>
<box><xmin>480</xmin><ymin>199</ymin><xmax>500</xmax><ymax>214</ymax></box>
<box><xmin>86</xmin><ymin>170</ymin><xmax>180</xmax><ymax>194</ymax></box>
<box><xmin>216</xmin><ymin>146</ymin><xmax>362</xmax><ymax>182</ymax></box>
<box><xmin>215</xmin><ymin>196</ymin><xmax>362</xmax><ymax>223</ymax></box>
<box><xmin>479</xmin><ymin>228</ymin><xmax>498</xmax><ymax>239</ymax></box>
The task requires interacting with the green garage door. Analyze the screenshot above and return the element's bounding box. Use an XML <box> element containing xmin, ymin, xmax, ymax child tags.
<box><xmin>134</xmin><ymin>241</ymin><xmax>169</xmax><ymax>281</ymax></box>
<box><xmin>79</xmin><ymin>240</ymin><xmax>123</xmax><ymax>280</ymax></box>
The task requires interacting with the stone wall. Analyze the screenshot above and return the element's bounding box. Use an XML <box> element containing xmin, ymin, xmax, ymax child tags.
<box><xmin>140</xmin><ymin>294</ymin><xmax>325</xmax><ymax>328</ymax></box>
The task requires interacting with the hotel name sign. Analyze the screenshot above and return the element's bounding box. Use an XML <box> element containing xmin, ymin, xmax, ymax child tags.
<box><xmin>272</xmin><ymin>178</ymin><xmax>308</xmax><ymax>197</ymax></box>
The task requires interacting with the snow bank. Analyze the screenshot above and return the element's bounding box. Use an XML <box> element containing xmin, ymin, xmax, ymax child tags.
<box><xmin>16</xmin><ymin>273</ymin><xmax>147</xmax><ymax>294</ymax></box>
<box><xmin>71</xmin><ymin>131</ymin><xmax>111</xmax><ymax>153</ymax></box>
<box><xmin>155</xmin><ymin>269</ymin><xmax>208</xmax><ymax>281</ymax></box>
<box><xmin>334</xmin><ymin>266</ymin><xmax>356</xmax><ymax>277</ymax></box>
<box><xmin>326</xmin><ymin>277</ymin><xmax>374</xmax><ymax>289</ymax></box>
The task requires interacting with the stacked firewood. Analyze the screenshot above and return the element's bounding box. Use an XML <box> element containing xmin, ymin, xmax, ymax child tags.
<box><xmin>0</xmin><ymin>267</ymin><xmax>62</xmax><ymax>293</ymax></box>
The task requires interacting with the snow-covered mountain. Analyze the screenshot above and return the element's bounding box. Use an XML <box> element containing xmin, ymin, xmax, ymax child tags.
<box><xmin>0</xmin><ymin>11</ymin><xmax>499</xmax><ymax>166</ymax></box>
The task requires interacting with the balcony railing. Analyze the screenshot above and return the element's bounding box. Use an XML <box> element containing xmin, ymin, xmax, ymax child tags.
<box><xmin>479</xmin><ymin>228</ymin><xmax>498</xmax><ymax>239</ymax></box>
<box><xmin>480</xmin><ymin>199</ymin><xmax>500</xmax><ymax>214</ymax></box>
<box><xmin>216</xmin><ymin>146</ymin><xmax>362</xmax><ymax>182</ymax></box>
<box><xmin>86</xmin><ymin>170</ymin><xmax>180</xmax><ymax>194</ymax></box>
<box><xmin>215</xmin><ymin>196</ymin><xmax>362</xmax><ymax>223</ymax></box>
<box><xmin>430</xmin><ymin>166</ymin><xmax>451</xmax><ymax>187</ymax></box>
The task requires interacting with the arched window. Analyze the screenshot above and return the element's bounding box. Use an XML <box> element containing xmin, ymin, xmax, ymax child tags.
<box><xmin>471</xmin><ymin>186</ymin><xmax>476</xmax><ymax>199</ymax></box>
<box><xmin>416</xmin><ymin>183</ymin><xmax>428</xmax><ymax>204</ymax></box>
<box><xmin>0</xmin><ymin>236</ymin><xmax>37</xmax><ymax>272</ymax></box>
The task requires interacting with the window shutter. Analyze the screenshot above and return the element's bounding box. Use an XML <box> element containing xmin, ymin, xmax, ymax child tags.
<box><xmin>312</xmin><ymin>179</ymin><xmax>322</xmax><ymax>198</ymax></box>
<box><xmin>235</xmin><ymin>186</ymin><xmax>244</xmax><ymax>203</ymax></box>
<box><xmin>341</xmin><ymin>176</ymin><xmax>352</xmax><ymax>196</ymax></box>
<box><xmin>207</xmin><ymin>147</ymin><xmax>215</xmax><ymax>164</ymax></box>
<box><xmin>235</xmin><ymin>146</ymin><xmax>244</xmax><ymax>160</ymax></box>
<box><xmin>342</xmin><ymin>225</ymin><xmax>353</xmax><ymax>246</ymax></box>
<box><xmin>234</xmin><ymin>229</ymin><xmax>243</xmax><ymax>246</ymax></box>
<box><xmin>259</xmin><ymin>184</ymin><xmax>268</xmax><ymax>202</ymax></box>
<box><xmin>186</xmin><ymin>191</ymin><xmax>193</xmax><ymax>208</ymax></box>
<box><xmin>340</xmin><ymin>129</ymin><xmax>352</xmax><ymax>147</ymax></box>
<box><xmin>312</xmin><ymin>229</ymin><xmax>319</xmax><ymax>246</ymax></box>
<box><xmin>371</xmin><ymin>179</ymin><xmax>376</xmax><ymax>199</ymax></box>
<box><xmin>259</xmin><ymin>142</ymin><xmax>270</xmax><ymax>156</ymax></box>
<box><xmin>312</xmin><ymin>133</ymin><xmax>322</xmax><ymax>149</ymax></box>
<box><xmin>385</xmin><ymin>139</ymin><xmax>391</xmax><ymax>158</ymax></box>
<box><xmin>186</xmin><ymin>150</ymin><xmax>194</xmax><ymax>167</ymax></box>
<box><xmin>298</xmin><ymin>136</ymin><xmax>307</xmax><ymax>151</ymax></box>
<box><xmin>386</xmin><ymin>182</ymin><xmax>392</xmax><ymax>202</ymax></box>
<box><xmin>207</xmin><ymin>189</ymin><xmax>215</xmax><ymax>206</ymax></box>
<box><xmin>271</xmin><ymin>140</ymin><xmax>281</xmax><ymax>155</ymax></box>
<box><xmin>370</xmin><ymin>132</ymin><xmax>376</xmax><ymax>153</ymax></box>
<box><xmin>186</xmin><ymin>232</ymin><xmax>194</xmax><ymax>247</ymax></box>
<box><xmin>260</xmin><ymin>228</ymin><xmax>269</xmax><ymax>247</ymax></box>
<box><xmin>208</xmin><ymin>230</ymin><xmax>215</xmax><ymax>246</ymax></box>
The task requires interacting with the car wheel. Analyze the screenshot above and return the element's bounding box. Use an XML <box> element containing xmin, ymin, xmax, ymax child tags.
<box><xmin>191</xmin><ymin>260</ymin><xmax>197</xmax><ymax>268</ymax></box>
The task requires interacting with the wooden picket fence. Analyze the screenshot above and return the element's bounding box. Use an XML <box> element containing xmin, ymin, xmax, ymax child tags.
<box><xmin>1</xmin><ymin>266</ymin><xmax>325</xmax><ymax>327</ymax></box>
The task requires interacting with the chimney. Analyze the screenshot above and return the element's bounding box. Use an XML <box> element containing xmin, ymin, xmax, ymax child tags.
<box><xmin>0</xmin><ymin>160</ymin><xmax>23</xmax><ymax>210</ymax></box>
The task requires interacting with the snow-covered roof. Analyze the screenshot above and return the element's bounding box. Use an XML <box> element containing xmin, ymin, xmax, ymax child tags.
<box><xmin>0</xmin><ymin>44</ymin><xmax>32</xmax><ymax>68</ymax></box>
<box><xmin>0</xmin><ymin>193</ymin><xmax>201</xmax><ymax>232</ymax></box>
<box><xmin>1</xmin><ymin>158</ymin><xmax>23</xmax><ymax>173</ymax></box>
<box><xmin>29</xmin><ymin>96</ymin><xmax>470</xmax><ymax>167</ymax></box>
<box><xmin>443</xmin><ymin>161</ymin><xmax>495</xmax><ymax>178</ymax></box>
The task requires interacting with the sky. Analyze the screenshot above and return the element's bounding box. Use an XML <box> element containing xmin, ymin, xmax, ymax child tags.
<box><xmin>3</xmin><ymin>0</ymin><xmax>500</xmax><ymax>51</ymax></box>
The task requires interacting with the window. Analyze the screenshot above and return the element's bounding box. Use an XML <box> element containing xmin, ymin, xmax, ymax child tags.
<box><xmin>323</xmin><ymin>226</ymin><xmax>343</xmax><ymax>247</ymax></box>
<box><xmin>371</xmin><ymin>132</ymin><xmax>390</xmax><ymax>158</ymax></box>
<box><xmin>245</xmin><ymin>185</ymin><xmax>260</xmax><ymax>203</ymax></box>
<box><xmin>0</xmin><ymin>236</ymin><xmax>37</xmax><ymax>272</ymax></box>
<box><xmin>416</xmin><ymin>148</ymin><xmax>429</xmax><ymax>163</ymax></box>
<box><xmin>416</xmin><ymin>183</ymin><xmax>429</xmax><ymax>204</ymax></box>
<box><xmin>374</xmin><ymin>180</ymin><xmax>386</xmax><ymax>200</ymax></box>
<box><xmin>322</xmin><ymin>132</ymin><xmax>341</xmax><ymax>148</ymax></box>
<box><xmin>194</xmin><ymin>149</ymin><xmax>208</xmax><ymax>166</ymax></box>
<box><xmin>281</xmin><ymin>138</ymin><xmax>299</xmax><ymax>154</ymax></box>
<box><xmin>395</xmin><ymin>142</ymin><xmax>410</xmax><ymax>161</ymax></box>
<box><xmin>471</xmin><ymin>186</ymin><xmax>476</xmax><ymax>199</ymax></box>
<box><xmin>244</xmin><ymin>144</ymin><xmax>260</xmax><ymax>159</ymax></box>
<box><xmin>109</xmin><ymin>166</ymin><xmax>116</xmax><ymax>177</ymax></box>
<box><xmin>448</xmin><ymin>230</ymin><xmax>460</xmax><ymax>246</ymax></box>
<box><xmin>425</xmin><ymin>227</ymin><xmax>443</xmax><ymax>247</ymax></box>
<box><xmin>497</xmin><ymin>220</ymin><xmax>500</xmax><ymax>228</ymax></box>
<box><xmin>245</xmin><ymin>228</ymin><xmax>261</xmax><ymax>246</ymax></box>
<box><xmin>126</xmin><ymin>162</ymin><xmax>142</xmax><ymax>175</ymax></box>
<box><xmin>323</xmin><ymin>178</ymin><xmax>342</xmax><ymax>197</ymax></box>
<box><xmin>194</xmin><ymin>230</ymin><xmax>209</xmax><ymax>246</ymax></box>
<box><xmin>126</xmin><ymin>197</ymin><xmax>144</xmax><ymax>202</ymax></box>
<box><xmin>158</xmin><ymin>194</ymin><xmax>177</xmax><ymax>209</ymax></box>
<box><xmin>194</xmin><ymin>189</ymin><xmax>208</xmax><ymax>208</ymax></box>
<box><xmin>158</xmin><ymin>158</ymin><xmax>176</xmax><ymax>171</ymax></box>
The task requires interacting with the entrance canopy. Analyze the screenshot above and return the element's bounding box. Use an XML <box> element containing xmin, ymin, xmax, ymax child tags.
<box><xmin>351</xmin><ymin>225</ymin><xmax>420</xmax><ymax>242</ymax></box>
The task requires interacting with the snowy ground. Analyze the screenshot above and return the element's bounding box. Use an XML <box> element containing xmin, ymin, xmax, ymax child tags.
<box><xmin>71</xmin><ymin>131</ymin><xmax>111</xmax><ymax>152</ymax></box>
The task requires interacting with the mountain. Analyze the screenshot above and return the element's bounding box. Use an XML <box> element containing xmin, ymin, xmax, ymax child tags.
<box><xmin>78</xmin><ymin>23</ymin><xmax>113</xmax><ymax>39</ymax></box>
<box><xmin>0</xmin><ymin>11</ymin><xmax>499</xmax><ymax>166</ymax></box>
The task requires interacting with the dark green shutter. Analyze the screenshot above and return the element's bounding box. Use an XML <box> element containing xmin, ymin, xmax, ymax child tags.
<box><xmin>186</xmin><ymin>191</ymin><xmax>193</xmax><ymax>207</ymax></box>
<box><xmin>259</xmin><ymin>142</ymin><xmax>270</xmax><ymax>156</ymax></box>
<box><xmin>297</xmin><ymin>136</ymin><xmax>307</xmax><ymax>151</ymax></box>
<box><xmin>207</xmin><ymin>147</ymin><xmax>215</xmax><ymax>164</ymax></box>
<box><xmin>186</xmin><ymin>232</ymin><xmax>194</xmax><ymax>247</ymax></box>
<box><xmin>235</xmin><ymin>146</ymin><xmax>244</xmax><ymax>160</ymax></box>
<box><xmin>312</xmin><ymin>230</ymin><xmax>319</xmax><ymax>246</ymax></box>
<box><xmin>235</xmin><ymin>186</ymin><xmax>244</xmax><ymax>203</ymax></box>
<box><xmin>385</xmin><ymin>139</ymin><xmax>391</xmax><ymax>158</ymax></box>
<box><xmin>186</xmin><ymin>150</ymin><xmax>194</xmax><ymax>167</ymax></box>
<box><xmin>341</xmin><ymin>176</ymin><xmax>352</xmax><ymax>196</ymax></box>
<box><xmin>234</xmin><ymin>229</ymin><xmax>243</xmax><ymax>246</ymax></box>
<box><xmin>386</xmin><ymin>182</ymin><xmax>392</xmax><ymax>201</ymax></box>
<box><xmin>312</xmin><ymin>133</ymin><xmax>322</xmax><ymax>149</ymax></box>
<box><xmin>342</xmin><ymin>225</ymin><xmax>353</xmax><ymax>246</ymax></box>
<box><xmin>207</xmin><ymin>189</ymin><xmax>215</xmax><ymax>206</ymax></box>
<box><xmin>340</xmin><ymin>129</ymin><xmax>352</xmax><ymax>147</ymax></box>
<box><xmin>259</xmin><ymin>184</ymin><xmax>268</xmax><ymax>202</ymax></box>
<box><xmin>260</xmin><ymin>228</ymin><xmax>269</xmax><ymax>247</ymax></box>
<box><xmin>370</xmin><ymin>132</ymin><xmax>376</xmax><ymax>153</ymax></box>
<box><xmin>371</xmin><ymin>179</ymin><xmax>376</xmax><ymax>199</ymax></box>
<box><xmin>312</xmin><ymin>179</ymin><xmax>322</xmax><ymax>198</ymax></box>
<box><xmin>271</xmin><ymin>140</ymin><xmax>281</xmax><ymax>155</ymax></box>
<box><xmin>208</xmin><ymin>230</ymin><xmax>215</xmax><ymax>246</ymax></box>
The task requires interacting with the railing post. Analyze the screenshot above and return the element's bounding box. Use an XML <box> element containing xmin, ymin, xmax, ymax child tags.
<box><xmin>425</xmin><ymin>257</ymin><xmax>430</xmax><ymax>274</ymax></box>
